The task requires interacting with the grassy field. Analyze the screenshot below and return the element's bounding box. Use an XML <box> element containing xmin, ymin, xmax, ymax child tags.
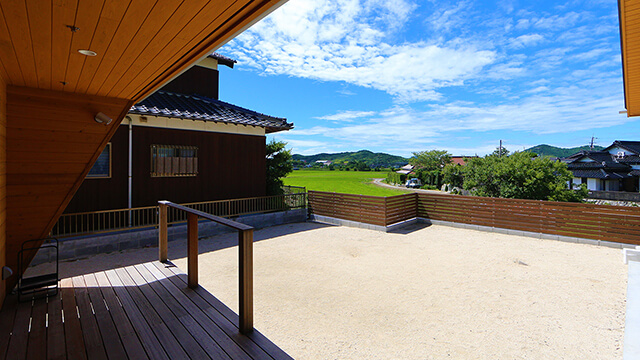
<box><xmin>283</xmin><ymin>169</ymin><xmax>409</xmax><ymax>196</ymax></box>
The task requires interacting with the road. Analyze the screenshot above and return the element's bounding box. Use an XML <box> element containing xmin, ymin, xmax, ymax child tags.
<box><xmin>371</xmin><ymin>178</ymin><xmax>454</xmax><ymax>195</ymax></box>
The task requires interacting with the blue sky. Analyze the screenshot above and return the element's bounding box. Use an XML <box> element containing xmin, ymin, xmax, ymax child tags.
<box><xmin>217</xmin><ymin>0</ymin><xmax>627</xmax><ymax>157</ymax></box>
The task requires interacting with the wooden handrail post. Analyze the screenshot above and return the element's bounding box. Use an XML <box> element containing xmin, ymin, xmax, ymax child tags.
<box><xmin>159</xmin><ymin>202</ymin><xmax>168</xmax><ymax>262</ymax></box>
<box><xmin>239</xmin><ymin>228</ymin><xmax>254</xmax><ymax>334</ymax></box>
<box><xmin>187</xmin><ymin>212</ymin><xmax>199</xmax><ymax>288</ymax></box>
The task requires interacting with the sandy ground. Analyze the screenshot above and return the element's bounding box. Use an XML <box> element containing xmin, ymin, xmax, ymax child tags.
<box><xmin>52</xmin><ymin>222</ymin><xmax>627</xmax><ymax>359</ymax></box>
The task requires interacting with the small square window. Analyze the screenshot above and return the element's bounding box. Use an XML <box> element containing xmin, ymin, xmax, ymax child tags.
<box><xmin>151</xmin><ymin>145</ymin><xmax>198</xmax><ymax>177</ymax></box>
<box><xmin>87</xmin><ymin>143</ymin><xmax>111</xmax><ymax>179</ymax></box>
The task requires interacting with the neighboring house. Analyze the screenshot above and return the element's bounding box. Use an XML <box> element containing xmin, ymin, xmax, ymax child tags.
<box><xmin>562</xmin><ymin>140</ymin><xmax>640</xmax><ymax>192</ymax></box>
<box><xmin>65</xmin><ymin>53</ymin><xmax>293</xmax><ymax>213</ymax></box>
<box><xmin>451</xmin><ymin>156</ymin><xmax>473</xmax><ymax>166</ymax></box>
<box><xmin>396</xmin><ymin>164</ymin><xmax>414</xmax><ymax>175</ymax></box>
<box><xmin>315</xmin><ymin>160</ymin><xmax>332</xmax><ymax>166</ymax></box>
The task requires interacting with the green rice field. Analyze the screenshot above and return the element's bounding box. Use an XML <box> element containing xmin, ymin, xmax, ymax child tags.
<box><xmin>283</xmin><ymin>169</ymin><xmax>409</xmax><ymax>196</ymax></box>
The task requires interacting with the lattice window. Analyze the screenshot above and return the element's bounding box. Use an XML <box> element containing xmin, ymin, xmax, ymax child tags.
<box><xmin>151</xmin><ymin>145</ymin><xmax>198</xmax><ymax>177</ymax></box>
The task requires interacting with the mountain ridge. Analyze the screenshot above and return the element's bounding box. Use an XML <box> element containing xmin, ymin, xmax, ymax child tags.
<box><xmin>524</xmin><ymin>144</ymin><xmax>605</xmax><ymax>158</ymax></box>
<box><xmin>292</xmin><ymin>145</ymin><xmax>607</xmax><ymax>167</ymax></box>
<box><xmin>292</xmin><ymin>150</ymin><xmax>408</xmax><ymax>167</ymax></box>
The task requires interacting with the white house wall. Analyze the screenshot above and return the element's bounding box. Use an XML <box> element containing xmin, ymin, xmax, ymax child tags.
<box><xmin>125</xmin><ymin>114</ymin><xmax>265</xmax><ymax>136</ymax></box>
<box><xmin>607</xmin><ymin>146</ymin><xmax>633</xmax><ymax>156</ymax></box>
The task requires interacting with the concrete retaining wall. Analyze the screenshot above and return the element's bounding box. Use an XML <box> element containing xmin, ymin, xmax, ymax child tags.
<box><xmin>310</xmin><ymin>214</ymin><xmax>636</xmax><ymax>250</ymax></box>
<box><xmin>588</xmin><ymin>190</ymin><xmax>640</xmax><ymax>202</ymax></box>
<box><xmin>32</xmin><ymin>209</ymin><xmax>307</xmax><ymax>265</ymax></box>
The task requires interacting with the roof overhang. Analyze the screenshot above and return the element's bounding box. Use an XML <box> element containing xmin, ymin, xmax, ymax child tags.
<box><xmin>619</xmin><ymin>0</ymin><xmax>640</xmax><ymax>116</ymax></box>
<box><xmin>0</xmin><ymin>0</ymin><xmax>288</xmax><ymax>102</ymax></box>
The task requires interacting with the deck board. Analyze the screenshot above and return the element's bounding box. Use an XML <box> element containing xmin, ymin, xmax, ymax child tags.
<box><xmin>25</xmin><ymin>297</ymin><xmax>47</xmax><ymax>360</ymax></box>
<box><xmin>151</xmin><ymin>262</ymin><xmax>277</xmax><ymax>360</ymax></box>
<box><xmin>0</xmin><ymin>260</ymin><xmax>291</xmax><ymax>360</ymax></box>
<box><xmin>46</xmin><ymin>291</ymin><xmax>66</xmax><ymax>360</ymax></box>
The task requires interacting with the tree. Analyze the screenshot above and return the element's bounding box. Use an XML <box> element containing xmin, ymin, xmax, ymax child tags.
<box><xmin>266</xmin><ymin>140</ymin><xmax>293</xmax><ymax>195</ymax></box>
<box><xmin>462</xmin><ymin>151</ymin><xmax>586</xmax><ymax>201</ymax></box>
<box><xmin>442</xmin><ymin>163</ymin><xmax>464</xmax><ymax>188</ymax></box>
<box><xmin>491</xmin><ymin>146</ymin><xmax>510</xmax><ymax>157</ymax></box>
<box><xmin>410</xmin><ymin>150</ymin><xmax>452</xmax><ymax>171</ymax></box>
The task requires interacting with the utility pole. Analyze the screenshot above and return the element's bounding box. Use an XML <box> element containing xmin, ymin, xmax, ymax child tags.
<box><xmin>590</xmin><ymin>136</ymin><xmax>597</xmax><ymax>150</ymax></box>
<box><xmin>499</xmin><ymin>140</ymin><xmax>503</xmax><ymax>157</ymax></box>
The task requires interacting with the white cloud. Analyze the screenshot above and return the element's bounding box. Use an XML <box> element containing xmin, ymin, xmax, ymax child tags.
<box><xmin>508</xmin><ymin>34</ymin><xmax>544</xmax><ymax>49</ymax></box>
<box><xmin>226</xmin><ymin>0</ymin><xmax>624</xmax><ymax>156</ymax></box>
<box><xmin>316</xmin><ymin>110</ymin><xmax>377</xmax><ymax>121</ymax></box>
<box><xmin>285</xmin><ymin>78</ymin><xmax>625</xmax><ymax>155</ymax></box>
<box><xmin>227</xmin><ymin>0</ymin><xmax>496</xmax><ymax>102</ymax></box>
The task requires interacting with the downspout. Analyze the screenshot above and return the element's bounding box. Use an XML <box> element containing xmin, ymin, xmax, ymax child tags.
<box><xmin>127</xmin><ymin>116</ymin><xmax>133</xmax><ymax>226</ymax></box>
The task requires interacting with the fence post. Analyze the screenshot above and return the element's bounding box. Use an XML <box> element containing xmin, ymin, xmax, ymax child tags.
<box><xmin>187</xmin><ymin>212</ymin><xmax>198</xmax><ymax>288</ymax></box>
<box><xmin>159</xmin><ymin>202</ymin><xmax>168</xmax><ymax>263</ymax></box>
<box><xmin>239</xmin><ymin>228</ymin><xmax>254</xmax><ymax>334</ymax></box>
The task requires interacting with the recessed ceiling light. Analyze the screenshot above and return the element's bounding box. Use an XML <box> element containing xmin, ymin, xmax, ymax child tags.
<box><xmin>78</xmin><ymin>49</ymin><xmax>97</xmax><ymax>56</ymax></box>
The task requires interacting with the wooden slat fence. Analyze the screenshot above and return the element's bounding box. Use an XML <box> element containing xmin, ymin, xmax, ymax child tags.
<box><xmin>385</xmin><ymin>194</ymin><xmax>417</xmax><ymax>225</ymax></box>
<box><xmin>307</xmin><ymin>191</ymin><xmax>387</xmax><ymax>226</ymax></box>
<box><xmin>308</xmin><ymin>190</ymin><xmax>640</xmax><ymax>245</ymax></box>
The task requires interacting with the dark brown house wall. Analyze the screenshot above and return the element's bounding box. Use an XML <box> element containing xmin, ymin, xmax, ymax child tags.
<box><xmin>65</xmin><ymin>124</ymin><xmax>266</xmax><ymax>213</ymax></box>
<box><xmin>160</xmin><ymin>66</ymin><xmax>219</xmax><ymax>99</ymax></box>
<box><xmin>63</xmin><ymin>125</ymin><xmax>129</xmax><ymax>213</ymax></box>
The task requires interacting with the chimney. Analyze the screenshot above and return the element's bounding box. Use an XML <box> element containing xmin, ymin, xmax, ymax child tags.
<box><xmin>160</xmin><ymin>53</ymin><xmax>236</xmax><ymax>100</ymax></box>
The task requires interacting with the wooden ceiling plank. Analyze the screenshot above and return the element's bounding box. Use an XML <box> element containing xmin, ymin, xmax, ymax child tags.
<box><xmin>95</xmin><ymin>0</ymin><xmax>185</xmax><ymax>97</ymax></box>
<box><xmin>104</xmin><ymin>0</ymin><xmax>214</xmax><ymax>97</ymax></box>
<box><xmin>74</xmin><ymin>0</ymin><xmax>131</xmax><ymax>94</ymax></box>
<box><xmin>131</xmin><ymin>0</ymin><xmax>274</xmax><ymax>100</ymax></box>
<box><xmin>8</xmin><ymin>162</ymin><xmax>88</xmax><ymax>174</ymax></box>
<box><xmin>26</xmin><ymin>0</ymin><xmax>52</xmax><ymax>89</ymax></box>
<box><xmin>9</xmin><ymin>152</ymin><xmax>95</xmax><ymax>163</ymax></box>
<box><xmin>621</xmin><ymin>0</ymin><xmax>632</xmax><ymax>116</ymax></box>
<box><xmin>10</xmin><ymin>139</ymin><xmax>98</xmax><ymax>154</ymax></box>
<box><xmin>84</xmin><ymin>0</ymin><xmax>157</xmax><ymax>95</ymax></box>
<box><xmin>7</xmin><ymin>173</ymin><xmax>79</xmax><ymax>186</ymax></box>
<box><xmin>124</xmin><ymin>0</ymin><xmax>251</xmax><ymax>99</ymax></box>
<box><xmin>624</xmin><ymin>4</ymin><xmax>640</xmax><ymax>14</ymax></box>
<box><xmin>7</xmin><ymin>195</ymin><xmax>68</xmax><ymax>209</ymax></box>
<box><xmin>9</xmin><ymin>184</ymin><xmax>77</xmax><ymax>197</ymax></box>
<box><xmin>0</xmin><ymin>1</ymin><xmax>36</xmax><ymax>86</ymax></box>
<box><xmin>64</xmin><ymin>0</ymin><xmax>105</xmax><ymax>92</ymax></box>
<box><xmin>51</xmin><ymin>0</ymin><xmax>79</xmax><ymax>91</ymax></box>
<box><xmin>9</xmin><ymin>128</ymin><xmax>109</xmax><ymax>144</ymax></box>
<box><xmin>0</xmin><ymin>58</ymin><xmax>12</xmax><ymax>86</ymax></box>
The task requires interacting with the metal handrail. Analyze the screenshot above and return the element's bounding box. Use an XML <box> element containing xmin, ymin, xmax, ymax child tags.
<box><xmin>51</xmin><ymin>192</ymin><xmax>306</xmax><ymax>238</ymax></box>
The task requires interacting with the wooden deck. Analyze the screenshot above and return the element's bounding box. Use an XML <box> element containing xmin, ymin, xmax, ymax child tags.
<box><xmin>0</xmin><ymin>261</ymin><xmax>292</xmax><ymax>360</ymax></box>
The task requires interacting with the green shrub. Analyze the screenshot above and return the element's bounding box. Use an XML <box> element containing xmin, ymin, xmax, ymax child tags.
<box><xmin>385</xmin><ymin>172</ymin><xmax>407</xmax><ymax>185</ymax></box>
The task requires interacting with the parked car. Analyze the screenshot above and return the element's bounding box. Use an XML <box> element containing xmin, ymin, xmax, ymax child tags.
<box><xmin>405</xmin><ymin>178</ymin><xmax>422</xmax><ymax>188</ymax></box>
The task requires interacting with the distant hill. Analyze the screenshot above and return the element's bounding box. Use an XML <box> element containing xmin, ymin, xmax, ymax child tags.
<box><xmin>525</xmin><ymin>144</ymin><xmax>605</xmax><ymax>158</ymax></box>
<box><xmin>292</xmin><ymin>150</ymin><xmax>408</xmax><ymax>167</ymax></box>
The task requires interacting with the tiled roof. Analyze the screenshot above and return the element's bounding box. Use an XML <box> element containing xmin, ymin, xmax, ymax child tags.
<box><xmin>567</xmin><ymin>161</ymin><xmax>629</xmax><ymax>170</ymax></box>
<box><xmin>608</xmin><ymin>140</ymin><xmax>640</xmax><ymax>155</ymax></box>
<box><xmin>617</xmin><ymin>154</ymin><xmax>640</xmax><ymax>163</ymax></box>
<box><xmin>208</xmin><ymin>53</ymin><xmax>237</xmax><ymax>68</ymax></box>
<box><xmin>571</xmin><ymin>169</ymin><xmax>632</xmax><ymax>179</ymax></box>
<box><xmin>564</xmin><ymin>151</ymin><xmax>629</xmax><ymax>169</ymax></box>
<box><xmin>131</xmin><ymin>91</ymin><xmax>293</xmax><ymax>133</ymax></box>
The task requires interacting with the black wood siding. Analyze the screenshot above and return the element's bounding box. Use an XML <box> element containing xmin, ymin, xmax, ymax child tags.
<box><xmin>65</xmin><ymin>124</ymin><xmax>266</xmax><ymax>212</ymax></box>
